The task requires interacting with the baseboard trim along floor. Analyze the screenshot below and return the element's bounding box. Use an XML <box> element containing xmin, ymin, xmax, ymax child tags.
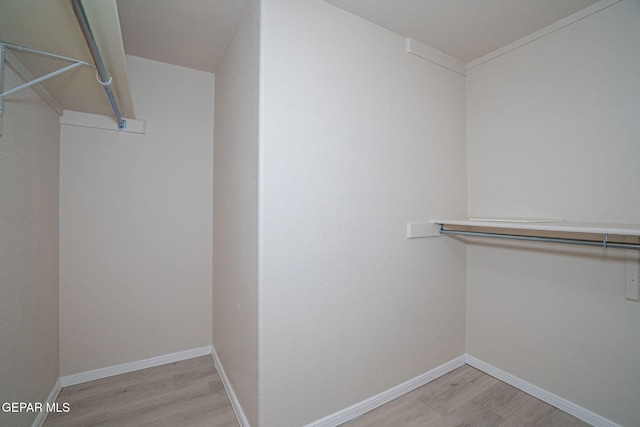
<box><xmin>465</xmin><ymin>355</ymin><xmax>622</xmax><ymax>427</ymax></box>
<box><xmin>59</xmin><ymin>345</ymin><xmax>213</xmax><ymax>387</ymax></box>
<box><xmin>304</xmin><ymin>356</ymin><xmax>467</xmax><ymax>427</ymax></box>
<box><xmin>304</xmin><ymin>353</ymin><xmax>622</xmax><ymax>427</ymax></box>
<box><xmin>211</xmin><ymin>346</ymin><xmax>251</xmax><ymax>427</ymax></box>
<box><xmin>45</xmin><ymin>350</ymin><xmax>622</xmax><ymax>427</ymax></box>
<box><xmin>30</xmin><ymin>378</ymin><xmax>62</xmax><ymax>427</ymax></box>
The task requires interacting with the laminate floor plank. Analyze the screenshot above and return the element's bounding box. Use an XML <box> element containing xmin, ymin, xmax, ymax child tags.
<box><xmin>45</xmin><ymin>358</ymin><xmax>591</xmax><ymax>427</ymax></box>
<box><xmin>345</xmin><ymin>394</ymin><xmax>447</xmax><ymax>426</ymax></box>
<box><xmin>43</xmin><ymin>356</ymin><xmax>239</xmax><ymax>427</ymax></box>
<box><xmin>342</xmin><ymin>365</ymin><xmax>590</xmax><ymax>427</ymax></box>
<box><xmin>417</xmin><ymin>365</ymin><xmax>501</xmax><ymax>417</ymax></box>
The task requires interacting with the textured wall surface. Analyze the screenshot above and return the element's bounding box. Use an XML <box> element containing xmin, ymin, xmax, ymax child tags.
<box><xmin>59</xmin><ymin>56</ymin><xmax>214</xmax><ymax>376</ymax></box>
<box><xmin>0</xmin><ymin>66</ymin><xmax>60</xmax><ymax>427</ymax></box>
<box><xmin>213</xmin><ymin>1</ymin><xmax>260</xmax><ymax>425</ymax></box>
<box><xmin>259</xmin><ymin>1</ymin><xmax>467</xmax><ymax>425</ymax></box>
<box><xmin>466</xmin><ymin>1</ymin><xmax>640</xmax><ymax>426</ymax></box>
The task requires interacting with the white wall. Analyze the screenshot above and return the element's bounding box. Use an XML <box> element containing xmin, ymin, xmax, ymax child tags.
<box><xmin>59</xmin><ymin>56</ymin><xmax>214</xmax><ymax>375</ymax></box>
<box><xmin>0</xmin><ymin>67</ymin><xmax>60</xmax><ymax>427</ymax></box>
<box><xmin>259</xmin><ymin>0</ymin><xmax>467</xmax><ymax>425</ymax></box>
<box><xmin>213</xmin><ymin>1</ymin><xmax>260</xmax><ymax>425</ymax></box>
<box><xmin>466</xmin><ymin>1</ymin><xmax>640</xmax><ymax>426</ymax></box>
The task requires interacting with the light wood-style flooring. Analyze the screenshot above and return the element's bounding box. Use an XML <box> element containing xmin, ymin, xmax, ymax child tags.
<box><xmin>43</xmin><ymin>356</ymin><xmax>239</xmax><ymax>427</ymax></box>
<box><xmin>341</xmin><ymin>364</ymin><xmax>590</xmax><ymax>427</ymax></box>
<box><xmin>44</xmin><ymin>357</ymin><xmax>589</xmax><ymax>427</ymax></box>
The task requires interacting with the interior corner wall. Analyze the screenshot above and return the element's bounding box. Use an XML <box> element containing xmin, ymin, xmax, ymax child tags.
<box><xmin>59</xmin><ymin>55</ymin><xmax>214</xmax><ymax>376</ymax></box>
<box><xmin>259</xmin><ymin>0</ymin><xmax>467</xmax><ymax>425</ymax></box>
<box><xmin>0</xmin><ymin>66</ymin><xmax>60</xmax><ymax>427</ymax></box>
<box><xmin>466</xmin><ymin>1</ymin><xmax>640</xmax><ymax>426</ymax></box>
<box><xmin>212</xmin><ymin>1</ymin><xmax>260</xmax><ymax>425</ymax></box>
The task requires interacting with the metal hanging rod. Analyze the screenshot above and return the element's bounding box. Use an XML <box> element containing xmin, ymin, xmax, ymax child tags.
<box><xmin>438</xmin><ymin>225</ymin><xmax>640</xmax><ymax>251</ymax></box>
<box><xmin>0</xmin><ymin>42</ymin><xmax>94</xmax><ymax>115</ymax></box>
<box><xmin>70</xmin><ymin>0</ymin><xmax>126</xmax><ymax>130</ymax></box>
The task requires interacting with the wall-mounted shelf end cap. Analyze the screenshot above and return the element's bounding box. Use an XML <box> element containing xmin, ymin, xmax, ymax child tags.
<box><xmin>406</xmin><ymin>222</ymin><xmax>441</xmax><ymax>238</ymax></box>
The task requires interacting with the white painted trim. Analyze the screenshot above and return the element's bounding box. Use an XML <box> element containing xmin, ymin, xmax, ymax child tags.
<box><xmin>405</xmin><ymin>38</ymin><xmax>467</xmax><ymax>77</ymax></box>
<box><xmin>31</xmin><ymin>377</ymin><xmax>62</xmax><ymax>427</ymax></box>
<box><xmin>61</xmin><ymin>110</ymin><xmax>145</xmax><ymax>134</ymax></box>
<box><xmin>211</xmin><ymin>346</ymin><xmax>251</xmax><ymax>427</ymax></box>
<box><xmin>467</xmin><ymin>0</ymin><xmax>623</xmax><ymax>70</ymax></box>
<box><xmin>4</xmin><ymin>50</ymin><xmax>64</xmax><ymax>116</ymax></box>
<box><xmin>407</xmin><ymin>221</ymin><xmax>441</xmax><ymax>238</ymax></box>
<box><xmin>305</xmin><ymin>355</ymin><xmax>466</xmax><ymax>427</ymax></box>
<box><xmin>465</xmin><ymin>354</ymin><xmax>622</xmax><ymax>427</ymax></box>
<box><xmin>60</xmin><ymin>345</ymin><xmax>212</xmax><ymax>387</ymax></box>
<box><xmin>41</xmin><ymin>352</ymin><xmax>621</xmax><ymax>427</ymax></box>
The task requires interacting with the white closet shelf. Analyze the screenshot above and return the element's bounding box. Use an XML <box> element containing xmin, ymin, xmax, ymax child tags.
<box><xmin>430</xmin><ymin>218</ymin><xmax>640</xmax><ymax>250</ymax></box>
<box><xmin>431</xmin><ymin>218</ymin><xmax>640</xmax><ymax>236</ymax></box>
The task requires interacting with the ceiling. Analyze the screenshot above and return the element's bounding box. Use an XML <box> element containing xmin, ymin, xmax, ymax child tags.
<box><xmin>115</xmin><ymin>0</ymin><xmax>602</xmax><ymax>72</ymax></box>
<box><xmin>1</xmin><ymin>0</ymin><xmax>605</xmax><ymax>118</ymax></box>
<box><xmin>322</xmin><ymin>0</ymin><xmax>601</xmax><ymax>63</ymax></box>
<box><xmin>116</xmin><ymin>0</ymin><xmax>251</xmax><ymax>74</ymax></box>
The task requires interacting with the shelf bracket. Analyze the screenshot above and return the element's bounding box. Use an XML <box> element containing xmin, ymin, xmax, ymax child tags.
<box><xmin>0</xmin><ymin>42</ymin><xmax>94</xmax><ymax>116</ymax></box>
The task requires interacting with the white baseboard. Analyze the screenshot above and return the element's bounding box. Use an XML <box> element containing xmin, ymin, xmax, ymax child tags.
<box><xmin>211</xmin><ymin>346</ymin><xmax>251</xmax><ymax>427</ymax></box>
<box><xmin>47</xmin><ymin>349</ymin><xmax>620</xmax><ymax>427</ymax></box>
<box><xmin>465</xmin><ymin>354</ymin><xmax>622</xmax><ymax>427</ymax></box>
<box><xmin>31</xmin><ymin>377</ymin><xmax>62</xmax><ymax>427</ymax></box>
<box><xmin>60</xmin><ymin>346</ymin><xmax>213</xmax><ymax>387</ymax></box>
<box><xmin>305</xmin><ymin>355</ymin><xmax>466</xmax><ymax>427</ymax></box>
